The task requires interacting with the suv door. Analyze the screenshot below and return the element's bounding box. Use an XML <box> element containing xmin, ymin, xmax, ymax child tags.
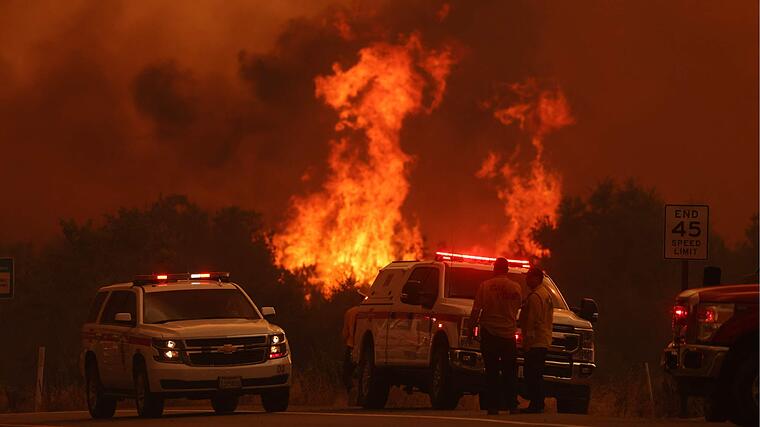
<box><xmin>388</xmin><ymin>266</ymin><xmax>439</xmax><ymax>366</ymax></box>
<box><xmin>98</xmin><ymin>290</ymin><xmax>137</xmax><ymax>390</ymax></box>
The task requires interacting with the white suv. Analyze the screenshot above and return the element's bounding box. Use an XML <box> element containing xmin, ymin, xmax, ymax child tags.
<box><xmin>80</xmin><ymin>272</ymin><xmax>291</xmax><ymax>418</ymax></box>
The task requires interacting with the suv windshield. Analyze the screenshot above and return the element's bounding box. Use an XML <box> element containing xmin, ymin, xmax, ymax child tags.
<box><xmin>143</xmin><ymin>289</ymin><xmax>260</xmax><ymax>324</ymax></box>
<box><xmin>445</xmin><ymin>266</ymin><xmax>568</xmax><ymax>309</ymax></box>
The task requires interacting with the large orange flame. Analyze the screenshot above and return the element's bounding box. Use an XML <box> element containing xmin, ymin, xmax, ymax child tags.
<box><xmin>478</xmin><ymin>79</ymin><xmax>573</xmax><ymax>258</ymax></box>
<box><xmin>274</xmin><ymin>34</ymin><xmax>453</xmax><ymax>293</ymax></box>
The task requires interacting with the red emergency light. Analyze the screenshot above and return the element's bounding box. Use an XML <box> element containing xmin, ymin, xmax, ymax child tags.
<box><xmin>434</xmin><ymin>251</ymin><xmax>530</xmax><ymax>267</ymax></box>
<box><xmin>133</xmin><ymin>272</ymin><xmax>230</xmax><ymax>286</ymax></box>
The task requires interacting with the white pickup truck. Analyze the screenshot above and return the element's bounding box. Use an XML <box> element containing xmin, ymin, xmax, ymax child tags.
<box><xmin>80</xmin><ymin>272</ymin><xmax>291</xmax><ymax>418</ymax></box>
<box><xmin>352</xmin><ymin>252</ymin><xmax>598</xmax><ymax>413</ymax></box>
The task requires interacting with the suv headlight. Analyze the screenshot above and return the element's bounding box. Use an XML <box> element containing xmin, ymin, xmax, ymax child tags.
<box><xmin>696</xmin><ymin>303</ymin><xmax>734</xmax><ymax>342</ymax></box>
<box><xmin>153</xmin><ymin>339</ymin><xmax>184</xmax><ymax>363</ymax></box>
<box><xmin>268</xmin><ymin>334</ymin><xmax>288</xmax><ymax>359</ymax></box>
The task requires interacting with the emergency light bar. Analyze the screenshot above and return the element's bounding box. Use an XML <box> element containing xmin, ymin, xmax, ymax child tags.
<box><xmin>434</xmin><ymin>251</ymin><xmax>530</xmax><ymax>267</ymax></box>
<box><xmin>133</xmin><ymin>272</ymin><xmax>230</xmax><ymax>286</ymax></box>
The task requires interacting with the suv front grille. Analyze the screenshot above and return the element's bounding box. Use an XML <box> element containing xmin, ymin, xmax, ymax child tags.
<box><xmin>183</xmin><ymin>335</ymin><xmax>269</xmax><ymax>366</ymax></box>
<box><xmin>188</xmin><ymin>348</ymin><xmax>268</xmax><ymax>366</ymax></box>
<box><xmin>185</xmin><ymin>336</ymin><xmax>267</xmax><ymax>347</ymax></box>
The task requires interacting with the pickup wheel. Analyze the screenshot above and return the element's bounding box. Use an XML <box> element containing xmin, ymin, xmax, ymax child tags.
<box><xmin>261</xmin><ymin>387</ymin><xmax>289</xmax><ymax>412</ymax></box>
<box><xmin>211</xmin><ymin>394</ymin><xmax>239</xmax><ymax>414</ymax></box>
<box><xmin>357</xmin><ymin>341</ymin><xmax>389</xmax><ymax>409</ymax></box>
<box><xmin>729</xmin><ymin>350</ymin><xmax>759</xmax><ymax>426</ymax></box>
<box><xmin>85</xmin><ymin>361</ymin><xmax>116</xmax><ymax>419</ymax></box>
<box><xmin>134</xmin><ymin>363</ymin><xmax>164</xmax><ymax>418</ymax></box>
<box><xmin>429</xmin><ymin>345</ymin><xmax>460</xmax><ymax>410</ymax></box>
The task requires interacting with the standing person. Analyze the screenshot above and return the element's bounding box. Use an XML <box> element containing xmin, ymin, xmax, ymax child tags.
<box><xmin>469</xmin><ymin>257</ymin><xmax>523</xmax><ymax>415</ymax></box>
<box><xmin>519</xmin><ymin>267</ymin><xmax>553</xmax><ymax>413</ymax></box>
<box><xmin>341</xmin><ymin>303</ymin><xmax>361</xmax><ymax>396</ymax></box>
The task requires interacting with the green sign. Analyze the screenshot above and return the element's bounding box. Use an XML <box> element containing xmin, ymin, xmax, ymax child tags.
<box><xmin>0</xmin><ymin>258</ymin><xmax>13</xmax><ymax>299</ymax></box>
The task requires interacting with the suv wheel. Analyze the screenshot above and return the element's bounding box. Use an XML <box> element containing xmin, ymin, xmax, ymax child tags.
<box><xmin>134</xmin><ymin>363</ymin><xmax>164</xmax><ymax>418</ymax></box>
<box><xmin>85</xmin><ymin>361</ymin><xmax>116</xmax><ymax>419</ymax></box>
<box><xmin>211</xmin><ymin>393</ymin><xmax>239</xmax><ymax>414</ymax></box>
<box><xmin>429</xmin><ymin>345</ymin><xmax>460</xmax><ymax>409</ymax></box>
<box><xmin>261</xmin><ymin>387</ymin><xmax>289</xmax><ymax>412</ymax></box>
<box><xmin>729</xmin><ymin>351</ymin><xmax>759</xmax><ymax>426</ymax></box>
<box><xmin>356</xmin><ymin>341</ymin><xmax>389</xmax><ymax>409</ymax></box>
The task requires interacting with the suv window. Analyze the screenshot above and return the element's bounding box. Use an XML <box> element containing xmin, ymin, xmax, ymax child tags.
<box><xmin>86</xmin><ymin>292</ymin><xmax>108</xmax><ymax>323</ymax></box>
<box><xmin>100</xmin><ymin>290</ymin><xmax>136</xmax><ymax>325</ymax></box>
<box><xmin>143</xmin><ymin>289</ymin><xmax>260</xmax><ymax>324</ymax></box>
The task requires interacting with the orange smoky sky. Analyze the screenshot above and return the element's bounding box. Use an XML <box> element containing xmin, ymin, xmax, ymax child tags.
<box><xmin>0</xmin><ymin>0</ymin><xmax>757</xmax><ymax>251</ymax></box>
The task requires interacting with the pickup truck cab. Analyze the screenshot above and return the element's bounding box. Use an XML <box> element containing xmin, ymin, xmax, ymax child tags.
<box><xmin>352</xmin><ymin>252</ymin><xmax>598</xmax><ymax>413</ymax></box>
<box><xmin>663</xmin><ymin>282</ymin><xmax>759</xmax><ymax>425</ymax></box>
<box><xmin>80</xmin><ymin>272</ymin><xmax>291</xmax><ymax>418</ymax></box>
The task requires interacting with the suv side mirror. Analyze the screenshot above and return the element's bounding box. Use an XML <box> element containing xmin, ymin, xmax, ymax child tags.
<box><xmin>261</xmin><ymin>307</ymin><xmax>276</xmax><ymax>321</ymax></box>
<box><xmin>114</xmin><ymin>312</ymin><xmax>133</xmax><ymax>324</ymax></box>
<box><xmin>579</xmin><ymin>298</ymin><xmax>599</xmax><ymax>323</ymax></box>
<box><xmin>401</xmin><ymin>280</ymin><xmax>421</xmax><ymax>305</ymax></box>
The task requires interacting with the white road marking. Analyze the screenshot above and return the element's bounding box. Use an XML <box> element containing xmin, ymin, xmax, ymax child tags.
<box><xmin>281</xmin><ymin>411</ymin><xmax>591</xmax><ymax>427</ymax></box>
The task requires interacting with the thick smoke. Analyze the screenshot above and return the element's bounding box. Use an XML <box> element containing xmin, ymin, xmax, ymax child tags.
<box><xmin>0</xmin><ymin>0</ymin><xmax>756</xmax><ymax>250</ymax></box>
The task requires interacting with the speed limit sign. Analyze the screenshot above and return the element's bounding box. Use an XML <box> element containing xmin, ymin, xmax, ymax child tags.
<box><xmin>664</xmin><ymin>205</ymin><xmax>709</xmax><ymax>260</ymax></box>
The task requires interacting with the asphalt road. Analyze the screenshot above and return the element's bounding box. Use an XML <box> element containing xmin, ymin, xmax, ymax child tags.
<box><xmin>0</xmin><ymin>408</ymin><xmax>720</xmax><ymax>427</ymax></box>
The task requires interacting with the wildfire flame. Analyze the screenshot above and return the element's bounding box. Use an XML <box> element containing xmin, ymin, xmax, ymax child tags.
<box><xmin>273</xmin><ymin>34</ymin><xmax>453</xmax><ymax>293</ymax></box>
<box><xmin>478</xmin><ymin>79</ymin><xmax>573</xmax><ymax>258</ymax></box>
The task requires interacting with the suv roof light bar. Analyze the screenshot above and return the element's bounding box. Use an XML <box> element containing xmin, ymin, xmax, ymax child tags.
<box><xmin>434</xmin><ymin>251</ymin><xmax>530</xmax><ymax>266</ymax></box>
<box><xmin>133</xmin><ymin>272</ymin><xmax>230</xmax><ymax>286</ymax></box>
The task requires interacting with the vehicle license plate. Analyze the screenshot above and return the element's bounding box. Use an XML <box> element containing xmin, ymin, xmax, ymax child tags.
<box><xmin>218</xmin><ymin>376</ymin><xmax>242</xmax><ymax>390</ymax></box>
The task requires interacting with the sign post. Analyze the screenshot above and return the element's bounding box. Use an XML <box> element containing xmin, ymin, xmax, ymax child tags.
<box><xmin>0</xmin><ymin>258</ymin><xmax>13</xmax><ymax>300</ymax></box>
<box><xmin>664</xmin><ymin>205</ymin><xmax>709</xmax><ymax>291</ymax></box>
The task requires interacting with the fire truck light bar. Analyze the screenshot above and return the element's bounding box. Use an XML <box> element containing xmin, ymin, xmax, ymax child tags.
<box><xmin>133</xmin><ymin>272</ymin><xmax>230</xmax><ymax>286</ymax></box>
<box><xmin>434</xmin><ymin>251</ymin><xmax>530</xmax><ymax>266</ymax></box>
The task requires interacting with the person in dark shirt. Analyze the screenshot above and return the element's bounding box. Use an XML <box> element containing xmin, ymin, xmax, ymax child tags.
<box><xmin>469</xmin><ymin>257</ymin><xmax>523</xmax><ymax>415</ymax></box>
